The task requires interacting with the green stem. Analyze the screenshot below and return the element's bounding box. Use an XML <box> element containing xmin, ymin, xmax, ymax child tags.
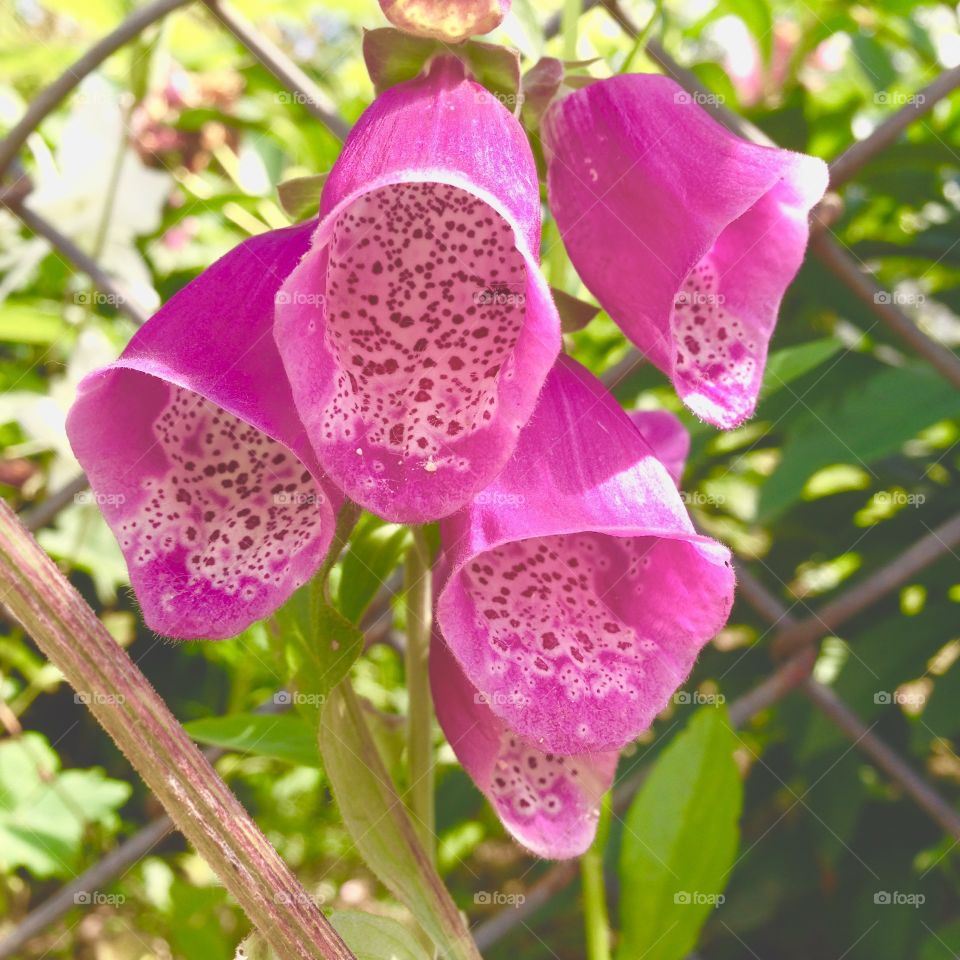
<box><xmin>618</xmin><ymin>0</ymin><xmax>663</xmax><ymax>74</ymax></box>
<box><xmin>405</xmin><ymin>526</ymin><xmax>435</xmax><ymax>861</ymax></box>
<box><xmin>581</xmin><ymin>792</ymin><xmax>613</xmax><ymax>960</ymax></box>
<box><xmin>561</xmin><ymin>0</ymin><xmax>582</xmax><ymax>61</ymax></box>
<box><xmin>311</xmin><ymin>499</ymin><xmax>361</xmax><ymax>624</ymax></box>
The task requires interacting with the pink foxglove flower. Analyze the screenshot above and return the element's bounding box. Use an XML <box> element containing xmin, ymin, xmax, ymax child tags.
<box><xmin>630</xmin><ymin>409</ymin><xmax>690</xmax><ymax>486</ymax></box>
<box><xmin>542</xmin><ymin>74</ymin><xmax>828</xmax><ymax>429</ymax></box>
<box><xmin>275</xmin><ymin>57</ymin><xmax>560</xmax><ymax>523</ymax></box>
<box><xmin>379</xmin><ymin>0</ymin><xmax>511</xmax><ymax>43</ymax></box>
<box><xmin>435</xmin><ymin>356</ymin><xmax>735</xmax><ymax>757</ymax></box>
<box><xmin>431</xmin><ymin>636</ymin><xmax>618</xmax><ymax>858</ymax></box>
<box><xmin>67</xmin><ymin>224</ymin><xmax>341</xmax><ymax>640</ymax></box>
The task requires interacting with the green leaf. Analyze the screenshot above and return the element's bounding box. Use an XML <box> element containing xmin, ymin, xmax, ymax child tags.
<box><xmin>0</xmin><ymin>302</ymin><xmax>69</xmax><ymax>344</ymax></box>
<box><xmin>337</xmin><ymin>514</ymin><xmax>411</xmax><ymax>623</ymax></box>
<box><xmin>759</xmin><ymin>337</ymin><xmax>843</xmax><ymax>398</ymax></box>
<box><xmin>277</xmin><ymin>173</ymin><xmax>328</xmax><ymax>221</ymax></box>
<box><xmin>0</xmin><ymin>733</ymin><xmax>130</xmax><ymax>878</ymax></box>
<box><xmin>460</xmin><ymin>40</ymin><xmax>521</xmax><ymax>102</ymax></box>
<box><xmin>758</xmin><ymin>364</ymin><xmax>960</xmax><ymax>521</ymax></box>
<box><xmin>617</xmin><ymin>708</ymin><xmax>742</xmax><ymax>960</ymax></box>
<box><xmin>319</xmin><ymin>685</ymin><xmax>481</xmax><ymax>960</ymax></box>
<box><xmin>362</xmin><ymin>28</ymin><xmax>438</xmax><ymax>95</ymax></box>
<box><xmin>552</xmin><ymin>286</ymin><xmax>600</xmax><ymax>333</ymax></box>
<box><xmin>183</xmin><ymin>714</ymin><xmax>322</xmax><ymax>768</ymax></box>
<box><xmin>330</xmin><ymin>911</ymin><xmax>430</xmax><ymax>960</ymax></box>
<box><xmin>273</xmin><ymin>584</ymin><xmax>364</xmax><ymax>718</ymax></box>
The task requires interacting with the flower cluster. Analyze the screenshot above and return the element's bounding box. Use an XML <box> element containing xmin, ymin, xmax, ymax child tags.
<box><xmin>67</xmin><ymin>43</ymin><xmax>826</xmax><ymax>859</ymax></box>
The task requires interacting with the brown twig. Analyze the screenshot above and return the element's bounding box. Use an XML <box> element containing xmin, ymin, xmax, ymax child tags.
<box><xmin>810</xmin><ymin>232</ymin><xmax>960</xmax><ymax>388</ymax></box>
<box><xmin>0</xmin><ymin>0</ymin><xmax>193</xmax><ymax>182</ymax></box>
<box><xmin>802</xmin><ymin>679</ymin><xmax>960</xmax><ymax>839</ymax></box>
<box><xmin>774</xmin><ymin>512</ymin><xmax>960</xmax><ymax>657</ymax></box>
<box><xmin>829</xmin><ymin>64</ymin><xmax>960</xmax><ymax>187</ymax></box>
<box><xmin>202</xmin><ymin>0</ymin><xmax>350</xmax><ymax>141</ymax></box>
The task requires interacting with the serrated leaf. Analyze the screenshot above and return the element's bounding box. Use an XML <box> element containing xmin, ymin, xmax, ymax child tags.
<box><xmin>319</xmin><ymin>685</ymin><xmax>481</xmax><ymax>960</ymax></box>
<box><xmin>277</xmin><ymin>173</ymin><xmax>327</xmax><ymax>221</ymax></box>
<box><xmin>617</xmin><ymin>708</ymin><xmax>742</xmax><ymax>960</ymax></box>
<box><xmin>758</xmin><ymin>364</ymin><xmax>960</xmax><ymax>521</ymax></box>
<box><xmin>0</xmin><ymin>733</ymin><xmax>131</xmax><ymax>878</ymax></box>
<box><xmin>183</xmin><ymin>714</ymin><xmax>322</xmax><ymax>768</ymax></box>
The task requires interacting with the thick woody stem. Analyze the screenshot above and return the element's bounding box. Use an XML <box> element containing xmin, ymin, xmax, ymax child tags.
<box><xmin>0</xmin><ymin>500</ymin><xmax>354</xmax><ymax>960</ymax></box>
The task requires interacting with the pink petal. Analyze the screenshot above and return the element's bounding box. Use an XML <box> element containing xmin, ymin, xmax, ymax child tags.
<box><xmin>629</xmin><ymin>409</ymin><xmax>690</xmax><ymax>486</ymax></box>
<box><xmin>431</xmin><ymin>635</ymin><xmax>617</xmax><ymax>859</ymax></box>
<box><xmin>543</xmin><ymin>74</ymin><xmax>828</xmax><ymax>429</ymax></box>
<box><xmin>379</xmin><ymin>0</ymin><xmax>511</xmax><ymax>42</ymax></box>
<box><xmin>66</xmin><ymin>224</ymin><xmax>341</xmax><ymax>640</ymax></box>
<box><xmin>275</xmin><ymin>57</ymin><xmax>560</xmax><ymax>522</ymax></box>
<box><xmin>436</xmin><ymin>356</ymin><xmax>735</xmax><ymax>755</ymax></box>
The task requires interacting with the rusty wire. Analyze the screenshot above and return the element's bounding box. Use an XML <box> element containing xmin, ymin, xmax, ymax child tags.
<box><xmin>0</xmin><ymin>0</ymin><xmax>958</xmax><ymax>956</ymax></box>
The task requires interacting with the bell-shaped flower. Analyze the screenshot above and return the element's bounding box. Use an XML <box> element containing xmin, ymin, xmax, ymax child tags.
<box><xmin>275</xmin><ymin>56</ymin><xmax>560</xmax><ymax>523</ymax></box>
<box><xmin>542</xmin><ymin>74</ymin><xmax>828</xmax><ymax>429</ymax></box>
<box><xmin>435</xmin><ymin>356</ymin><xmax>735</xmax><ymax>756</ymax></box>
<box><xmin>66</xmin><ymin>223</ymin><xmax>341</xmax><ymax>640</ymax></box>
<box><xmin>630</xmin><ymin>409</ymin><xmax>690</xmax><ymax>486</ymax></box>
<box><xmin>431</xmin><ymin>635</ymin><xmax>618</xmax><ymax>859</ymax></box>
<box><xmin>378</xmin><ymin>0</ymin><xmax>511</xmax><ymax>43</ymax></box>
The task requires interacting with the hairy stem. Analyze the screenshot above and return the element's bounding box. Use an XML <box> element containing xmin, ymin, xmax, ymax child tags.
<box><xmin>405</xmin><ymin>526</ymin><xmax>435</xmax><ymax>860</ymax></box>
<box><xmin>0</xmin><ymin>501</ymin><xmax>353</xmax><ymax>960</ymax></box>
<box><xmin>581</xmin><ymin>792</ymin><xmax>612</xmax><ymax>960</ymax></box>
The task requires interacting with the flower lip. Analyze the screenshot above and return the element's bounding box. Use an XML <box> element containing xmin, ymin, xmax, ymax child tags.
<box><xmin>430</xmin><ymin>632</ymin><xmax>618</xmax><ymax>859</ymax></box>
<box><xmin>274</xmin><ymin>62</ymin><xmax>560</xmax><ymax>523</ymax></box>
<box><xmin>66</xmin><ymin>221</ymin><xmax>340</xmax><ymax>641</ymax></box>
<box><xmin>436</xmin><ymin>356</ymin><xmax>735</xmax><ymax>755</ymax></box>
<box><xmin>542</xmin><ymin>73</ymin><xmax>828</xmax><ymax>429</ymax></box>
